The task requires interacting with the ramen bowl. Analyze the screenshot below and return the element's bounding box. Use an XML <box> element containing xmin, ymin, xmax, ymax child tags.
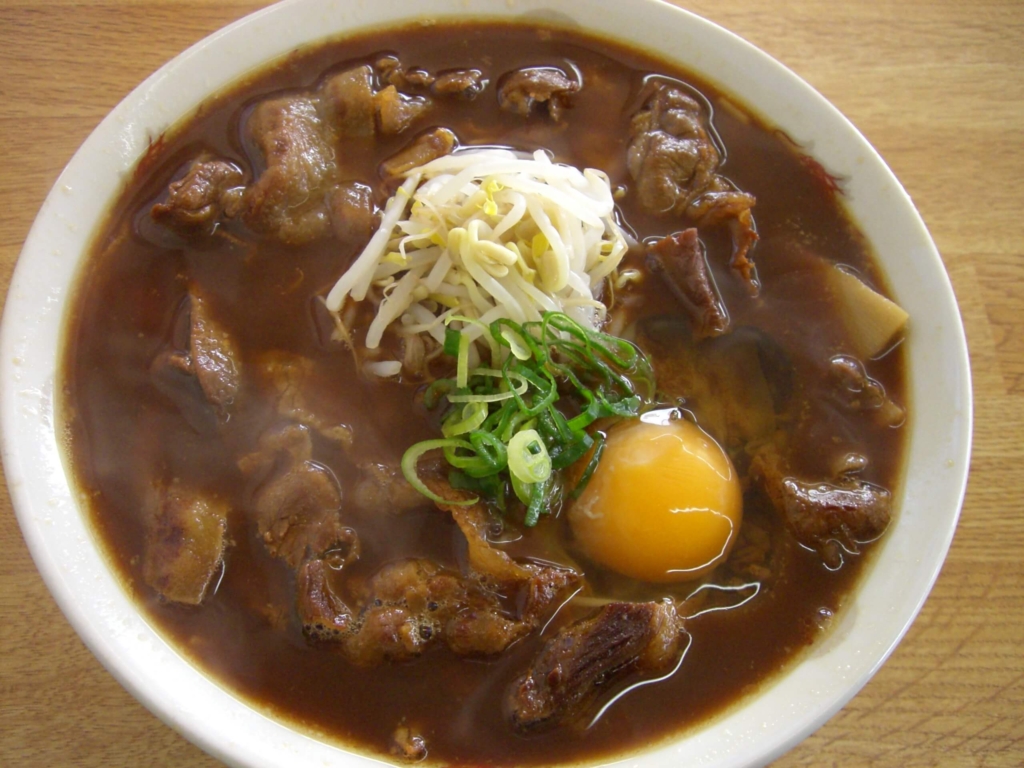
<box><xmin>0</xmin><ymin>0</ymin><xmax>971</xmax><ymax>766</ymax></box>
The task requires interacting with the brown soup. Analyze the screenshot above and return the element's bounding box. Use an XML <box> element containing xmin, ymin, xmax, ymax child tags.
<box><xmin>60</xmin><ymin>19</ymin><xmax>907</xmax><ymax>767</ymax></box>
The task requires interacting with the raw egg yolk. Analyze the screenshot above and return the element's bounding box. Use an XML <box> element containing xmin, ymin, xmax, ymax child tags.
<box><xmin>569</xmin><ymin>418</ymin><xmax>742</xmax><ymax>583</ymax></box>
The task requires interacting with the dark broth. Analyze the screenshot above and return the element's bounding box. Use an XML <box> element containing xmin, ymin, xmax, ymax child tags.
<box><xmin>60</xmin><ymin>20</ymin><xmax>906</xmax><ymax>767</ymax></box>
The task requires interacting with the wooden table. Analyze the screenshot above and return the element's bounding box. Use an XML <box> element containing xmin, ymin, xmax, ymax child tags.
<box><xmin>1</xmin><ymin>1</ymin><xmax>1021</xmax><ymax>765</ymax></box>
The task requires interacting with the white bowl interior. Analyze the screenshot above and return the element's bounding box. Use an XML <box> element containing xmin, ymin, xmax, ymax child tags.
<box><xmin>0</xmin><ymin>1</ymin><xmax>971</xmax><ymax>767</ymax></box>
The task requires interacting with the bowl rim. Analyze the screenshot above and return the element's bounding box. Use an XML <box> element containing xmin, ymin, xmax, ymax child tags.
<box><xmin>0</xmin><ymin>1</ymin><xmax>972</xmax><ymax>766</ymax></box>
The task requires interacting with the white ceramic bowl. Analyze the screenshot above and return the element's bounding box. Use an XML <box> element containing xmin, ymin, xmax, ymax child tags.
<box><xmin>0</xmin><ymin>0</ymin><xmax>972</xmax><ymax>766</ymax></box>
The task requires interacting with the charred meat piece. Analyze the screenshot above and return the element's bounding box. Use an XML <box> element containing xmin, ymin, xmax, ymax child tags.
<box><xmin>432</xmin><ymin>69</ymin><xmax>487</xmax><ymax>100</ymax></box>
<box><xmin>445</xmin><ymin>604</ymin><xmax>534</xmax><ymax>656</ymax></box>
<box><xmin>151</xmin><ymin>156</ymin><xmax>244</xmax><ymax>234</ymax></box>
<box><xmin>380</xmin><ymin>128</ymin><xmax>457</xmax><ymax>179</ymax></box>
<box><xmin>143</xmin><ymin>482</ymin><xmax>229</xmax><ymax>605</ymax></box>
<box><xmin>319</xmin><ymin>65</ymin><xmax>377</xmax><ymax>139</ymax></box>
<box><xmin>498</xmin><ymin>67</ymin><xmax>579</xmax><ymax>121</ymax></box>
<box><xmin>507</xmin><ymin>602</ymin><xmax>682</xmax><ymax>733</ymax></box>
<box><xmin>338</xmin><ymin>559</ymin><xmax>464</xmax><ymax>664</ymax></box>
<box><xmin>360</xmin><ymin>560</ymin><xmax>532</xmax><ymax>658</ymax></box>
<box><xmin>254</xmin><ymin>459</ymin><xmax>348</xmax><ymax>567</ymax></box>
<box><xmin>751</xmin><ymin>446</ymin><xmax>891</xmax><ymax>568</ymax></box>
<box><xmin>628</xmin><ymin>84</ymin><xmax>758</xmax><ymax>288</ymax></box>
<box><xmin>519</xmin><ymin>565</ymin><xmax>581</xmax><ymax>625</ymax></box>
<box><xmin>242</xmin><ymin>94</ymin><xmax>337</xmax><ymax>244</ymax></box>
<box><xmin>646</xmin><ymin>228</ymin><xmax>729</xmax><ymax>339</ymax></box>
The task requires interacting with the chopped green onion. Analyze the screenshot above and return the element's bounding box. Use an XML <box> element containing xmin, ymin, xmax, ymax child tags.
<box><xmin>456</xmin><ymin>331</ymin><xmax>471</xmax><ymax>388</ymax></box>
<box><xmin>450</xmin><ymin>471</ymin><xmax>507</xmax><ymax>513</ymax></box>
<box><xmin>446</xmin><ymin>369</ymin><xmax>529</xmax><ymax>403</ymax></box>
<box><xmin>524</xmin><ymin>477</ymin><xmax>555</xmax><ymax>527</ymax></box>
<box><xmin>406</xmin><ymin>311</ymin><xmax>656</xmax><ymax>526</ymax></box>
<box><xmin>549</xmin><ymin>431</ymin><xmax>594</xmax><ymax>470</ymax></box>
<box><xmin>508</xmin><ymin>429</ymin><xmax>552</xmax><ymax>485</ymax></box>
<box><xmin>446</xmin><ymin>314</ymin><xmax>501</xmax><ymax>362</ymax></box>
<box><xmin>571</xmin><ymin>434</ymin><xmax>606</xmax><ymax>499</ymax></box>
<box><xmin>442</xmin><ymin>401</ymin><xmax>488</xmax><ymax>437</ymax></box>
<box><xmin>443</xmin><ymin>327</ymin><xmax>461</xmax><ymax>357</ymax></box>
<box><xmin>442</xmin><ymin>430</ymin><xmax>508</xmax><ymax>479</ymax></box>
<box><xmin>423</xmin><ymin>378</ymin><xmax>456</xmax><ymax>409</ymax></box>
<box><xmin>500</xmin><ymin>326</ymin><xmax>532</xmax><ymax>360</ymax></box>
<box><xmin>510</xmin><ymin>471</ymin><xmax>532</xmax><ymax>506</ymax></box>
<box><xmin>401</xmin><ymin>439</ymin><xmax>478</xmax><ymax>506</ymax></box>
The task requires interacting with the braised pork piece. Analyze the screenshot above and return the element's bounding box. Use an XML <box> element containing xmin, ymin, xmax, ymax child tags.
<box><xmin>61</xmin><ymin>21</ymin><xmax>906</xmax><ymax>767</ymax></box>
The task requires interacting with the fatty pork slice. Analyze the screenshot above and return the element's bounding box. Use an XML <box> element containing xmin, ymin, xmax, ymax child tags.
<box><xmin>242</xmin><ymin>93</ymin><xmax>338</xmax><ymax>245</ymax></box>
<box><xmin>507</xmin><ymin>601</ymin><xmax>683</xmax><ymax>733</ymax></box>
<box><xmin>432</xmin><ymin>69</ymin><xmax>487</xmax><ymax>99</ymax></box>
<box><xmin>498</xmin><ymin>66</ymin><xmax>580</xmax><ymax>121</ymax></box>
<box><xmin>379</xmin><ymin>127</ymin><xmax>457</xmax><ymax>179</ymax></box>
<box><xmin>351</xmin><ymin>462</ymin><xmax>426</xmax><ymax>514</ymax></box>
<box><xmin>153</xmin><ymin>64</ymin><xmax>423</xmax><ymax>244</ymax></box>
<box><xmin>254</xmin><ymin>458</ymin><xmax>348</xmax><ymax>568</ymax></box>
<box><xmin>298</xmin><ymin>558</ymin><xmax>532</xmax><ymax>665</ymax></box>
<box><xmin>628</xmin><ymin>83</ymin><xmax>758</xmax><ymax>288</ymax></box>
<box><xmin>427</xmin><ymin>477</ymin><xmax>581</xmax><ymax>618</ymax></box>
<box><xmin>150</xmin><ymin>155</ymin><xmax>245</xmax><ymax>234</ymax></box>
<box><xmin>319</xmin><ymin>65</ymin><xmax>377</xmax><ymax>138</ymax></box>
<box><xmin>319</xmin><ymin>64</ymin><xmax>431</xmax><ymax>137</ymax></box>
<box><xmin>297</xmin><ymin>477</ymin><xmax>580</xmax><ymax>664</ymax></box>
<box><xmin>143</xmin><ymin>482</ymin><xmax>229</xmax><ymax>605</ymax></box>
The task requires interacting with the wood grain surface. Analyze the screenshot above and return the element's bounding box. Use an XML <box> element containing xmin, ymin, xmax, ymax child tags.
<box><xmin>1</xmin><ymin>1</ymin><xmax>1021</xmax><ymax>766</ymax></box>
